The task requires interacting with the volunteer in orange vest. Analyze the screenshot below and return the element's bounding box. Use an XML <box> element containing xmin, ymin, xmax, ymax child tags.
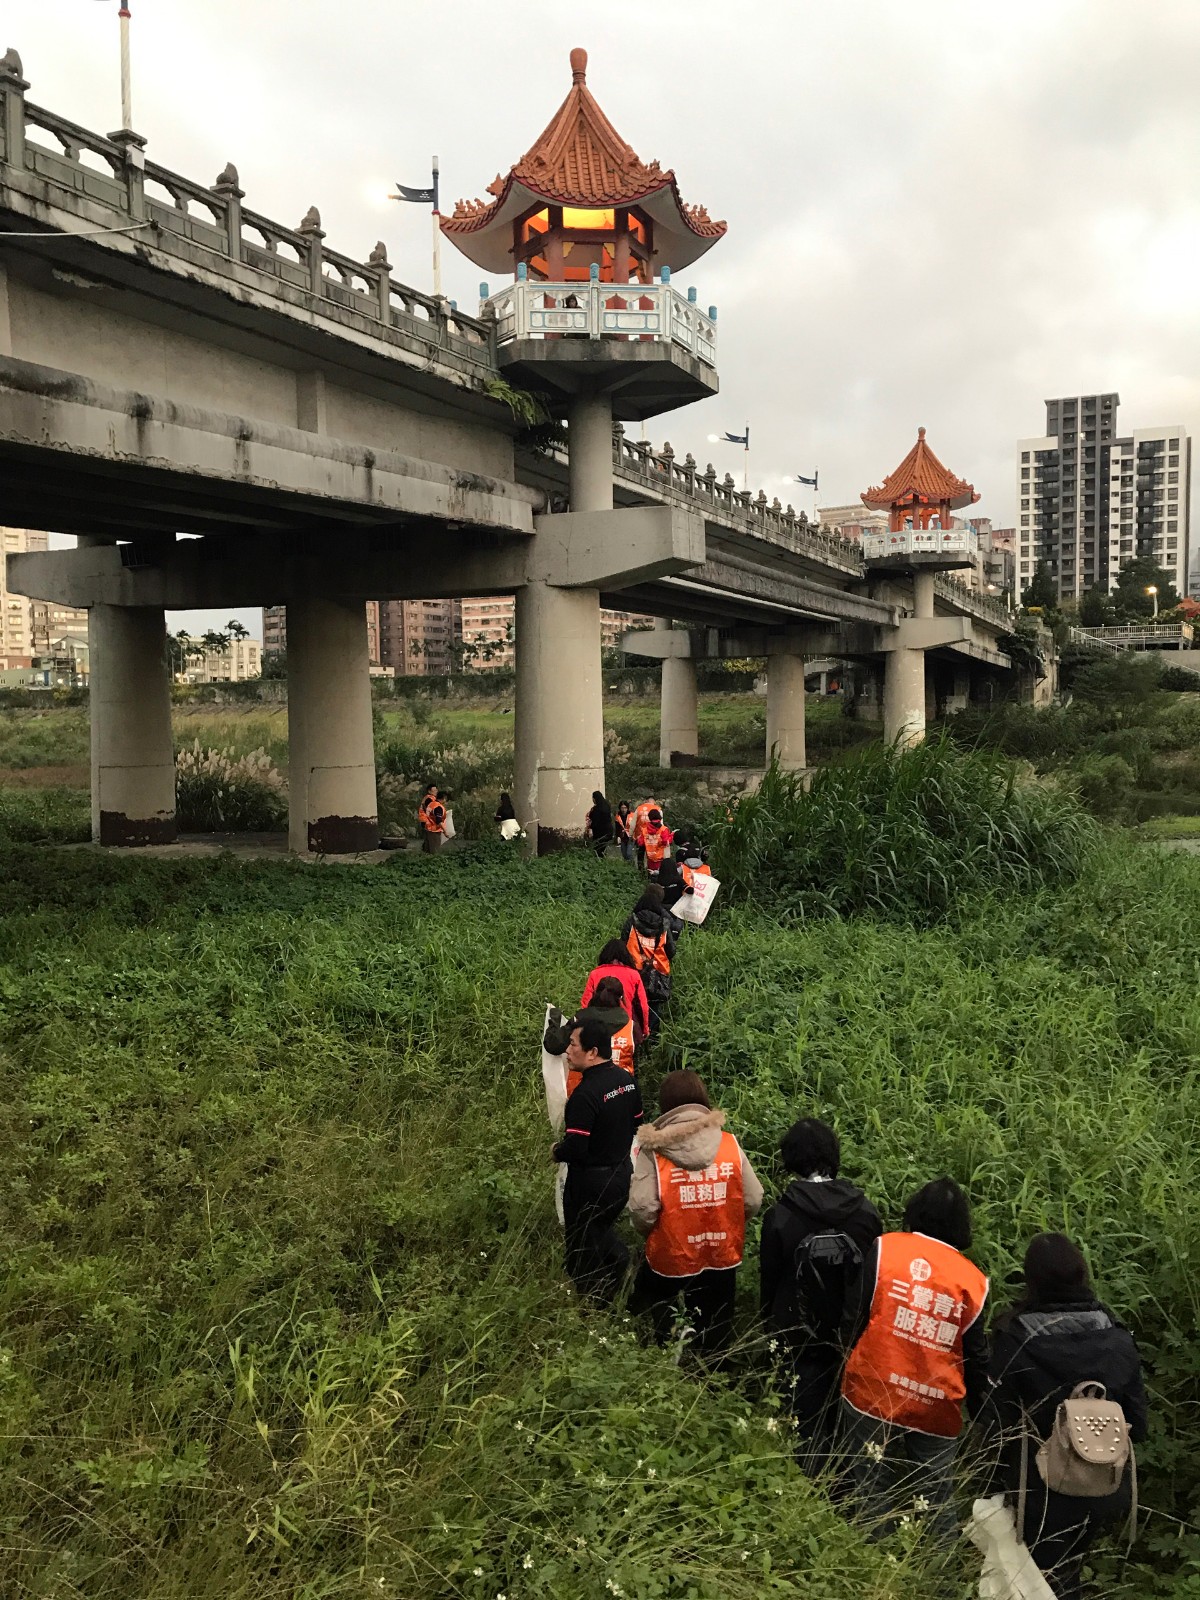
<box><xmin>419</xmin><ymin>785</ymin><xmax>446</xmax><ymax>855</ymax></box>
<box><xmin>621</xmin><ymin>886</ymin><xmax>677</xmax><ymax>1035</ymax></box>
<box><xmin>542</xmin><ymin>978</ymin><xmax>638</xmax><ymax>1095</ymax></box>
<box><xmin>839</xmin><ymin>1177</ymin><xmax>989</xmax><ymax>1540</ymax></box>
<box><xmin>631</xmin><ymin>797</ymin><xmax>662</xmax><ymax>871</ymax></box>
<box><xmin>629</xmin><ymin>1070</ymin><xmax>763</xmax><ymax>1358</ymax></box>
<box><xmin>641</xmin><ymin>809</ymin><xmax>674</xmax><ymax>877</ymax></box>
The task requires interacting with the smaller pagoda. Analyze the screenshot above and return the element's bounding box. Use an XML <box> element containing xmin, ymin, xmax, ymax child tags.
<box><xmin>442</xmin><ymin>48</ymin><xmax>725</xmax><ymax>283</ymax></box>
<box><xmin>860</xmin><ymin>427</ymin><xmax>980</xmax><ymax>570</ymax></box>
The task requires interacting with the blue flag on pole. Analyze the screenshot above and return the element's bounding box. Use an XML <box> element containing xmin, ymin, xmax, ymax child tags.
<box><xmin>721</xmin><ymin>429</ymin><xmax>749</xmax><ymax>447</ymax></box>
<box><xmin>794</xmin><ymin>470</ymin><xmax>819</xmax><ymax>488</ymax></box>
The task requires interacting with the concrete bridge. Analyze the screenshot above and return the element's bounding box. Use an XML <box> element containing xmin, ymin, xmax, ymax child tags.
<box><xmin>0</xmin><ymin>48</ymin><xmax>1020</xmax><ymax>852</ymax></box>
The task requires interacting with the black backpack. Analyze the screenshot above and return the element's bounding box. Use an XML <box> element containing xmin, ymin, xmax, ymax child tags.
<box><xmin>786</xmin><ymin>1214</ymin><xmax>863</xmax><ymax>1340</ymax></box>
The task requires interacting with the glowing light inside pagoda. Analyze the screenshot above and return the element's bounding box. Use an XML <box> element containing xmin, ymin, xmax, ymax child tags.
<box><xmin>562</xmin><ymin>208</ymin><xmax>615</xmax><ymax>230</ymax></box>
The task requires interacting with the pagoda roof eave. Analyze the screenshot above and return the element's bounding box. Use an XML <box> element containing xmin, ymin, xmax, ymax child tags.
<box><xmin>442</xmin><ymin>174</ymin><xmax>725</xmax><ymax>275</ymax></box>
<box><xmin>860</xmin><ymin>427</ymin><xmax>979</xmax><ymax>513</ymax></box>
<box><xmin>860</xmin><ymin>485</ymin><xmax>980</xmax><ymax>512</ymax></box>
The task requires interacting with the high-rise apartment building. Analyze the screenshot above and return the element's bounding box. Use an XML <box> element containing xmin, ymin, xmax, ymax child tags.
<box><xmin>262</xmin><ymin>603</ymin><xmax>381</xmax><ymax>668</ymax></box>
<box><xmin>1</xmin><ymin>527</ymin><xmax>49</xmax><ymax>661</ymax></box>
<box><xmin>1017</xmin><ymin>395</ymin><xmax>1191</xmax><ymax>602</ymax></box>
<box><xmin>377</xmin><ymin>599</ymin><xmax>461</xmax><ymax>675</ymax></box>
<box><xmin>460</xmin><ymin>595</ymin><xmax>514</xmax><ymax>670</ymax></box>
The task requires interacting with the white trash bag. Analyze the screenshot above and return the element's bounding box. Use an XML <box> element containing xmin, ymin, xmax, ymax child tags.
<box><xmin>673</xmin><ymin>873</ymin><xmax>721</xmax><ymax>926</ymax></box>
<box><xmin>965</xmin><ymin>1496</ymin><xmax>1055</xmax><ymax>1600</ymax></box>
<box><xmin>442</xmin><ymin>810</ymin><xmax>456</xmax><ymax>841</ymax></box>
<box><xmin>540</xmin><ymin>1002</ymin><xmax>570</xmax><ymax>1228</ymax></box>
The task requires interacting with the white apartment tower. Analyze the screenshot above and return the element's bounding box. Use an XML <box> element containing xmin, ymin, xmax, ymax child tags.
<box><xmin>1017</xmin><ymin>395</ymin><xmax>1191</xmax><ymax>602</ymax></box>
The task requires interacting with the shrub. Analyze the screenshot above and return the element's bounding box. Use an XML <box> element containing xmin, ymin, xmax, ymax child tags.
<box><xmin>709</xmin><ymin>739</ymin><xmax>1098</xmax><ymax>922</ymax></box>
<box><xmin>1159</xmin><ymin>664</ymin><xmax>1200</xmax><ymax>693</ymax></box>
<box><xmin>174</xmin><ymin>742</ymin><xmax>287</xmax><ymax>832</ymax></box>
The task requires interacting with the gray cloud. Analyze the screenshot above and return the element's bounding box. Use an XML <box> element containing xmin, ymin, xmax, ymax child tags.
<box><xmin>13</xmin><ymin>0</ymin><xmax>1200</xmax><ymax>631</ymax></box>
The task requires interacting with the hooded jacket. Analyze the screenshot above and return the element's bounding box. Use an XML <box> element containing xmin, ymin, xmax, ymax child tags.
<box><xmin>621</xmin><ymin>904</ymin><xmax>678</xmax><ymax>963</ymax></box>
<box><xmin>987</xmin><ymin>1299</ymin><xmax>1149</xmax><ymax>1489</ymax></box>
<box><xmin>628</xmin><ymin>1104</ymin><xmax>764</xmax><ymax>1238</ymax></box>
<box><xmin>759</xmin><ymin>1177</ymin><xmax>883</xmax><ymax>1344</ymax></box>
<box><xmin>543</xmin><ymin>1003</ymin><xmax>635</xmax><ymax>1058</ymax></box>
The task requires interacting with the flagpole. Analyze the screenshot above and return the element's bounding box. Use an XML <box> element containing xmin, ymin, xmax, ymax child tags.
<box><xmin>431</xmin><ymin>155</ymin><xmax>442</xmax><ymax>299</ymax></box>
<box><xmin>743</xmin><ymin>421</ymin><xmax>749</xmax><ymax>494</ymax></box>
<box><xmin>118</xmin><ymin>4</ymin><xmax>132</xmax><ymax>131</ymax></box>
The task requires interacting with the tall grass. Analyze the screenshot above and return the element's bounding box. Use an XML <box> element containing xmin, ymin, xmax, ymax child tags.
<box><xmin>710</xmin><ymin>739</ymin><xmax>1098</xmax><ymax>922</ymax></box>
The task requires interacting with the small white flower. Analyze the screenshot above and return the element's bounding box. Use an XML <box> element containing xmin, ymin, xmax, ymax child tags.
<box><xmin>768</xmin><ymin>1338</ymin><xmax>778</xmax><ymax>1353</ymax></box>
<box><xmin>765</xmin><ymin>1417</ymin><xmax>779</xmax><ymax>1433</ymax></box>
<box><xmin>514</xmin><ymin>1420</ymin><xmax>524</xmax><ymax>1431</ymax></box>
<box><xmin>522</xmin><ymin>1554</ymin><xmax>534</xmax><ymax>1570</ymax></box>
<box><xmin>865</xmin><ymin>1440</ymin><xmax>885</xmax><ymax>1463</ymax></box>
<box><xmin>574</xmin><ymin>1536</ymin><xmax>587</xmax><ymax>1549</ymax></box>
<box><xmin>741</xmin><ymin>1551</ymin><xmax>750</xmax><ymax>1562</ymax></box>
<box><xmin>646</xmin><ymin>1466</ymin><xmax>657</xmax><ymax>1479</ymax></box>
<box><xmin>734</xmin><ymin>1416</ymin><xmax>749</xmax><ymax>1430</ymax></box>
<box><xmin>480</xmin><ymin>1250</ymin><xmax>487</xmax><ymax>1259</ymax></box>
<box><xmin>913</xmin><ymin>1494</ymin><xmax>930</xmax><ymax>1514</ymax></box>
<box><xmin>473</xmin><ymin>1568</ymin><xmax>483</xmax><ymax>1578</ymax></box>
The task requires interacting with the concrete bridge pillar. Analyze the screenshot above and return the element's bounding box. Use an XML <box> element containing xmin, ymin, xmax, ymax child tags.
<box><xmin>286</xmin><ymin>593</ymin><xmax>378</xmax><ymax>854</ymax></box>
<box><xmin>89</xmin><ymin>603</ymin><xmax>177</xmax><ymax>845</ymax></box>
<box><xmin>765</xmin><ymin>649</ymin><xmax>807</xmax><ymax>770</ymax></box>
<box><xmin>660</xmin><ymin>654</ymin><xmax>699</xmax><ymax>765</ymax></box>
<box><xmin>514</xmin><ymin>391</ymin><xmax>611</xmax><ymax>851</ymax></box>
<box><xmin>883</xmin><ymin>646</ymin><xmax>927</xmax><ymax>748</ymax></box>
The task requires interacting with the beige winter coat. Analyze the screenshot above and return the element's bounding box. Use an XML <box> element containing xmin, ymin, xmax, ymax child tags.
<box><xmin>628</xmin><ymin>1103</ymin><xmax>764</xmax><ymax>1238</ymax></box>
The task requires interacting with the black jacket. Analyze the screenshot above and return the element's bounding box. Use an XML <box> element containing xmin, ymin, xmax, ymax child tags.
<box><xmin>655</xmin><ymin>860</ymin><xmax>695</xmax><ymax>911</ymax></box>
<box><xmin>587</xmin><ymin>801</ymin><xmax>613</xmax><ymax>840</ymax></box>
<box><xmin>986</xmin><ymin>1299</ymin><xmax>1149</xmax><ymax>1488</ymax></box>
<box><xmin>543</xmin><ymin>1003</ymin><xmax>633</xmax><ymax>1057</ymax></box>
<box><xmin>843</xmin><ymin>1234</ymin><xmax>991</xmax><ymax>1419</ymax></box>
<box><xmin>759</xmin><ymin>1178</ymin><xmax>883</xmax><ymax>1345</ymax></box>
<box><xmin>553</xmin><ymin>1062</ymin><xmax>643</xmax><ymax>1169</ymax></box>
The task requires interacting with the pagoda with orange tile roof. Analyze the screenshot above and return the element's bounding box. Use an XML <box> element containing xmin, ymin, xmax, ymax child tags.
<box><xmin>860</xmin><ymin>427</ymin><xmax>980</xmax><ymax>571</ymax></box>
<box><xmin>443</xmin><ymin>47</ymin><xmax>725</xmax><ymax>283</ymax></box>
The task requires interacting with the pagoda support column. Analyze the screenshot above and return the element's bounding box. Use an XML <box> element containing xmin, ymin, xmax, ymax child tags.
<box><xmin>884</xmin><ymin>644</ymin><xmax>927</xmax><ymax>750</ymax></box>
<box><xmin>514</xmin><ymin>390</ymin><xmax>611</xmax><ymax>853</ymax></box>
<box><xmin>660</xmin><ymin>651</ymin><xmax>699</xmax><ymax>767</ymax></box>
<box><xmin>913</xmin><ymin>570</ymin><xmax>936</xmax><ymax>619</ymax></box>
<box><xmin>765</xmin><ymin>646</ymin><xmax>807</xmax><ymax>771</ymax></box>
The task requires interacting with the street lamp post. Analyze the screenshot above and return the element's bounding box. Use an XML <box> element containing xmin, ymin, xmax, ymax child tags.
<box><xmin>94</xmin><ymin>1</ymin><xmax>133</xmax><ymax>132</ymax></box>
<box><xmin>1147</xmin><ymin>585</ymin><xmax>1159</xmax><ymax>620</ymax></box>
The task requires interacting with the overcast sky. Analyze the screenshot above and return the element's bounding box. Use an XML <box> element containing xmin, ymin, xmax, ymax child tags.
<box><xmin>13</xmin><ymin>0</ymin><xmax>1200</xmax><ymax>633</ymax></box>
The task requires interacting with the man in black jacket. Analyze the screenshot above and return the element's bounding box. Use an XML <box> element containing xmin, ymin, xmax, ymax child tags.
<box><xmin>553</xmin><ymin>1020</ymin><xmax>643</xmax><ymax>1303</ymax></box>
<box><xmin>759</xmin><ymin>1118</ymin><xmax>883</xmax><ymax>1469</ymax></box>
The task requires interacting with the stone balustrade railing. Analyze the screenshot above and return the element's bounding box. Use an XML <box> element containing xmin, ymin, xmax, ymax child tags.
<box><xmin>0</xmin><ymin>49</ymin><xmax>490</xmax><ymax>374</ymax></box>
<box><xmin>611</xmin><ymin>427</ymin><xmax>864</xmax><ymax>574</ymax></box>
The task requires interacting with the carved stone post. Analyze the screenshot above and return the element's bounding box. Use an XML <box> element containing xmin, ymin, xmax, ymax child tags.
<box><xmin>108</xmin><ymin>130</ymin><xmax>147</xmax><ymax>220</ymax></box>
<box><xmin>368</xmin><ymin>240</ymin><xmax>392</xmax><ymax>322</ymax></box>
<box><xmin>0</xmin><ymin>48</ymin><xmax>28</xmax><ymax>169</ymax></box>
<box><xmin>298</xmin><ymin>206</ymin><xmax>325</xmax><ymax>295</ymax></box>
<box><xmin>212</xmin><ymin>163</ymin><xmax>244</xmax><ymax>262</ymax></box>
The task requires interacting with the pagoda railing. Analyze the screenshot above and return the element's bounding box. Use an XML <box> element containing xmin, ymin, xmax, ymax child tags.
<box><xmin>484</xmin><ymin>280</ymin><xmax>717</xmax><ymax>368</ymax></box>
<box><xmin>862</xmin><ymin>528</ymin><xmax>979</xmax><ymax>562</ymax></box>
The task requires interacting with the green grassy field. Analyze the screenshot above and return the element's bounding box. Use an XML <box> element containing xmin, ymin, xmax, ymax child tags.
<box><xmin>0</xmin><ymin>740</ymin><xmax>1197</xmax><ymax>1596</ymax></box>
<box><xmin>0</xmin><ymin>693</ymin><xmax>868</xmax><ymax>847</ymax></box>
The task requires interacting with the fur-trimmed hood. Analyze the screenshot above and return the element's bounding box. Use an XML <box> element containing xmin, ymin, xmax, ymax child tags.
<box><xmin>637</xmin><ymin>1103</ymin><xmax>726</xmax><ymax>1171</ymax></box>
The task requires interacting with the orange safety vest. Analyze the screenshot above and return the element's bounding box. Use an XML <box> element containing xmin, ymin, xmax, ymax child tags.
<box><xmin>626</xmin><ymin>925</ymin><xmax>670</xmax><ymax>976</ymax></box>
<box><xmin>423</xmin><ymin>801</ymin><xmax>445</xmax><ymax>835</ymax></box>
<box><xmin>566</xmin><ymin>1017</ymin><xmax>635</xmax><ymax>1097</ymax></box>
<box><xmin>645</xmin><ymin>1130</ymin><xmax>746</xmax><ymax>1277</ymax></box>
<box><xmin>841</xmin><ymin>1232</ymin><xmax>989</xmax><ymax>1439</ymax></box>
<box><xmin>643</xmin><ymin>825</ymin><xmax>672</xmax><ymax>868</ymax></box>
<box><xmin>632</xmin><ymin>801</ymin><xmax>661</xmax><ymax>845</ymax></box>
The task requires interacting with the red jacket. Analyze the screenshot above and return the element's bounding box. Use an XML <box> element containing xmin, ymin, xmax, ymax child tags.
<box><xmin>580</xmin><ymin>962</ymin><xmax>650</xmax><ymax>1039</ymax></box>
